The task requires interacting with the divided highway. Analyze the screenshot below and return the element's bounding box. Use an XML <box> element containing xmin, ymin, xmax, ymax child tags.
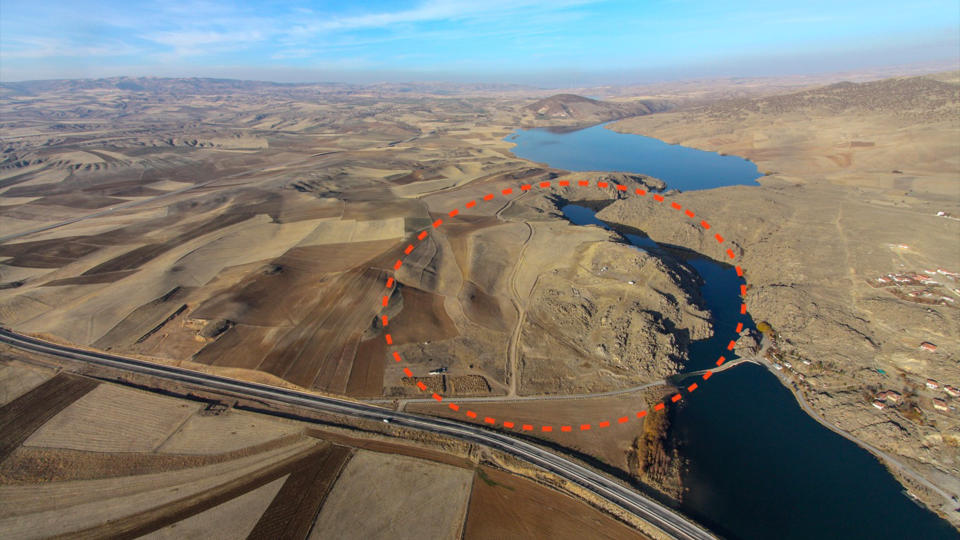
<box><xmin>0</xmin><ymin>328</ymin><xmax>715</xmax><ymax>540</ymax></box>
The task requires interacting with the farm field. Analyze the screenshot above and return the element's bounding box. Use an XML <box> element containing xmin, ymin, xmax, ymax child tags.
<box><xmin>0</xmin><ymin>360</ymin><xmax>647</xmax><ymax>538</ymax></box>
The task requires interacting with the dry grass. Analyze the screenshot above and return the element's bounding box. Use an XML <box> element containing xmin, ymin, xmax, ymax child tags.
<box><xmin>24</xmin><ymin>383</ymin><xmax>198</xmax><ymax>453</ymax></box>
<box><xmin>464</xmin><ymin>466</ymin><xmax>649</xmax><ymax>540</ymax></box>
<box><xmin>309</xmin><ymin>450</ymin><xmax>473</xmax><ymax>540</ymax></box>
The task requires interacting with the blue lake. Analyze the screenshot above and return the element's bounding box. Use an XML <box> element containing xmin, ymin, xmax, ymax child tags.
<box><xmin>507</xmin><ymin>122</ymin><xmax>763</xmax><ymax>191</ymax></box>
<box><xmin>533</xmin><ymin>123</ymin><xmax>959</xmax><ymax>539</ymax></box>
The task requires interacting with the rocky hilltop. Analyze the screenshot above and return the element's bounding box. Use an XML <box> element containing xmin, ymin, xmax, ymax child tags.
<box><xmin>523</xmin><ymin>94</ymin><xmax>668</xmax><ymax>126</ymax></box>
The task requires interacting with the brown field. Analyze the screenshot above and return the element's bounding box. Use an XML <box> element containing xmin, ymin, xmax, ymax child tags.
<box><xmin>464</xmin><ymin>466</ymin><xmax>649</xmax><ymax>540</ymax></box>
<box><xmin>0</xmin><ymin>373</ymin><xmax>98</xmax><ymax>461</ymax></box>
<box><xmin>248</xmin><ymin>445</ymin><xmax>353</xmax><ymax>540</ymax></box>
<box><xmin>0</xmin><ymin>359</ymin><xmax>54</xmax><ymax>406</ymax></box>
<box><xmin>157</xmin><ymin>409</ymin><xmax>304</xmax><ymax>455</ymax></box>
<box><xmin>0</xmin><ymin>435</ymin><xmax>306</xmax><ymax>484</ymax></box>
<box><xmin>24</xmin><ymin>383</ymin><xmax>199</xmax><ymax>453</ymax></box>
<box><xmin>309</xmin><ymin>450</ymin><xmax>474</xmax><ymax>540</ymax></box>
<box><xmin>141</xmin><ymin>475</ymin><xmax>289</xmax><ymax>540</ymax></box>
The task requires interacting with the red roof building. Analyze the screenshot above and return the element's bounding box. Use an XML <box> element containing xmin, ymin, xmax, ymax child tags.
<box><xmin>933</xmin><ymin>398</ymin><xmax>949</xmax><ymax>412</ymax></box>
<box><xmin>920</xmin><ymin>342</ymin><xmax>938</xmax><ymax>352</ymax></box>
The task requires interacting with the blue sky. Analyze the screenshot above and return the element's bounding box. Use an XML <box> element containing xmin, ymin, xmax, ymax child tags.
<box><xmin>1</xmin><ymin>0</ymin><xmax>958</xmax><ymax>84</ymax></box>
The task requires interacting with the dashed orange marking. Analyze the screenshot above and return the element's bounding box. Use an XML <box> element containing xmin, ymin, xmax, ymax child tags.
<box><xmin>727</xmin><ymin>340</ymin><xmax>737</xmax><ymax>351</ymax></box>
<box><xmin>378</xmin><ymin>180</ymin><xmax>751</xmax><ymax>433</ymax></box>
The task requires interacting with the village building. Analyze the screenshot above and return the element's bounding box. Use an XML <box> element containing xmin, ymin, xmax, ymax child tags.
<box><xmin>872</xmin><ymin>400</ymin><xmax>887</xmax><ymax>410</ymax></box>
<box><xmin>884</xmin><ymin>390</ymin><xmax>902</xmax><ymax>403</ymax></box>
<box><xmin>933</xmin><ymin>398</ymin><xmax>949</xmax><ymax>412</ymax></box>
<box><xmin>920</xmin><ymin>342</ymin><xmax>938</xmax><ymax>352</ymax></box>
<box><xmin>945</xmin><ymin>386</ymin><xmax>960</xmax><ymax>398</ymax></box>
<box><xmin>927</xmin><ymin>379</ymin><xmax>940</xmax><ymax>390</ymax></box>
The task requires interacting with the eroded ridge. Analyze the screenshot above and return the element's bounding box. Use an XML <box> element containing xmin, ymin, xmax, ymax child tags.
<box><xmin>380</xmin><ymin>179</ymin><xmax>749</xmax><ymax>432</ymax></box>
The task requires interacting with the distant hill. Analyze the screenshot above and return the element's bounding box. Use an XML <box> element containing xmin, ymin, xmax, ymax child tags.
<box><xmin>701</xmin><ymin>74</ymin><xmax>959</xmax><ymax>122</ymax></box>
<box><xmin>0</xmin><ymin>76</ymin><xmax>543</xmax><ymax>98</ymax></box>
<box><xmin>523</xmin><ymin>93</ymin><xmax>668</xmax><ymax>124</ymax></box>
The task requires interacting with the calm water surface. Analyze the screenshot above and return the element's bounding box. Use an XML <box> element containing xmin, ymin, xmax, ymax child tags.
<box><xmin>508</xmin><ymin>122</ymin><xmax>762</xmax><ymax>191</ymax></box>
<box><xmin>537</xmin><ymin>121</ymin><xmax>958</xmax><ymax>539</ymax></box>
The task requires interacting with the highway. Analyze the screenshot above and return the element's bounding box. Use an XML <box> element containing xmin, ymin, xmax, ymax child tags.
<box><xmin>0</xmin><ymin>327</ymin><xmax>715</xmax><ymax>540</ymax></box>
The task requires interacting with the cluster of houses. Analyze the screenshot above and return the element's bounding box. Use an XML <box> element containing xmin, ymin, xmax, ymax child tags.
<box><xmin>768</xmin><ymin>349</ymin><xmax>811</xmax><ymax>384</ymax></box>
<box><xmin>874</xmin><ymin>378</ymin><xmax>959</xmax><ymax>414</ymax></box>
<box><xmin>870</xmin><ymin>268</ymin><xmax>959</xmax><ymax>306</ymax></box>
<box><xmin>872</xmin><ymin>389</ymin><xmax>903</xmax><ymax>409</ymax></box>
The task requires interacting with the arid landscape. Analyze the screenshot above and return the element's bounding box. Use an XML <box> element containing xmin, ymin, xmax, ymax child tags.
<box><xmin>0</xmin><ymin>354</ymin><xmax>654</xmax><ymax>539</ymax></box>
<box><xmin>607</xmin><ymin>72</ymin><xmax>960</xmax><ymax>520</ymax></box>
<box><xmin>1</xmin><ymin>60</ymin><xmax>958</xmax><ymax>540</ymax></box>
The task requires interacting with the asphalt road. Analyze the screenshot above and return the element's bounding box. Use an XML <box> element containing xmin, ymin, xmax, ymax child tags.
<box><xmin>0</xmin><ymin>327</ymin><xmax>715</xmax><ymax>540</ymax></box>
